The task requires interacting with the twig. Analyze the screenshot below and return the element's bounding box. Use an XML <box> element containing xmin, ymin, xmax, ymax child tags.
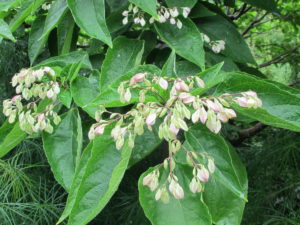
<box><xmin>242</xmin><ymin>12</ymin><xmax>269</xmax><ymax>36</ymax></box>
<box><xmin>258</xmin><ymin>44</ymin><xmax>300</xmax><ymax>68</ymax></box>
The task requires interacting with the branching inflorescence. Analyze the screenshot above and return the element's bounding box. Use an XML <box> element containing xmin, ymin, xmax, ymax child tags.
<box><xmin>88</xmin><ymin>72</ymin><xmax>262</xmax><ymax>202</ymax></box>
<box><xmin>122</xmin><ymin>3</ymin><xmax>191</xmax><ymax>29</ymax></box>
<box><xmin>3</xmin><ymin>67</ymin><xmax>61</xmax><ymax>134</ymax></box>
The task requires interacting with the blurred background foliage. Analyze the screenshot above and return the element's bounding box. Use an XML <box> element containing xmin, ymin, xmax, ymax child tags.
<box><xmin>0</xmin><ymin>0</ymin><xmax>299</xmax><ymax>224</ymax></box>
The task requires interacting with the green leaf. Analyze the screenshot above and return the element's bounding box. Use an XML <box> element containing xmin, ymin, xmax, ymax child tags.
<box><xmin>67</xmin><ymin>0</ymin><xmax>112</xmax><ymax>46</ymax></box>
<box><xmin>176</xmin><ymin>60</ymin><xmax>201</xmax><ymax>77</ymax></box>
<box><xmin>155</xmin><ymin>18</ymin><xmax>205</xmax><ymax>70</ymax></box>
<box><xmin>182</xmin><ymin>125</ymin><xmax>248</xmax><ymax>224</ymax></box>
<box><xmin>0</xmin><ymin>19</ymin><xmax>15</xmax><ymax>42</ymax></box>
<box><xmin>71</xmin><ymin>70</ymin><xmax>100</xmax><ymax>107</ymax></box>
<box><xmin>214</xmin><ymin>72</ymin><xmax>300</xmax><ymax>132</ymax></box>
<box><xmin>203</xmin><ymin>178</ymin><xmax>246</xmax><ymax>225</ymax></box>
<box><xmin>241</xmin><ymin>0</ymin><xmax>277</xmax><ymax>12</ymax></box>
<box><xmin>189</xmin><ymin>2</ymin><xmax>216</xmax><ymax>18</ymax></box>
<box><xmin>128</xmin><ymin>0</ymin><xmax>158</xmax><ymax>19</ymax></box>
<box><xmin>166</xmin><ymin>0</ymin><xmax>197</xmax><ymax>8</ymax></box>
<box><xmin>58</xmin><ymin>88</ymin><xmax>72</xmax><ymax>108</ymax></box>
<box><xmin>28</xmin><ymin>16</ymin><xmax>48</xmax><ymax>65</ymax></box>
<box><xmin>35</xmin><ymin>51</ymin><xmax>92</xmax><ymax>69</ymax></box>
<box><xmin>41</xmin><ymin>0</ymin><xmax>68</xmax><ymax>39</ymax></box>
<box><xmin>128</xmin><ymin>123</ymin><xmax>161</xmax><ymax>167</ymax></box>
<box><xmin>0</xmin><ymin>121</ymin><xmax>27</xmax><ymax>158</ymax></box>
<box><xmin>58</xmin><ymin>141</ymin><xmax>93</xmax><ymax>224</ymax></box>
<box><xmin>57</xmin><ymin>11</ymin><xmax>77</xmax><ymax>55</ymax></box>
<box><xmin>161</xmin><ymin>50</ymin><xmax>177</xmax><ymax>77</ymax></box>
<box><xmin>191</xmin><ymin>62</ymin><xmax>224</xmax><ymax>95</ymax></box>
<box><xmin>184</xmin><ymin>124</ymin><xmax>248</xmax><ymax>200</ymax></box>
<box><xmin>100</xmin><ymin>36</ymin><xmax>144</xmax><ymax>90</ymax></box>
<box><xmin>9</xmin><ymin>0</ymin><xmax>46</xmax><ymax>33</ymax></box>
<box><xmin>139</xmin><ymin>165</ymin><xmax>212</xmax><ymax>225</ymax></box>
<box><xmin>42</xmin><ymin>108</ymin><xmax>82</xmax><ymax>191</ymax></box>
<box><xmin>83</xmin><ymin>65</ymin><xmax>161</xmax><ymax>117</ymax></box>
<box><xmin>0</xmin><ymin>0</ymin><xmax>16</xmax><ymax>12</ymax></box>
<box><xmin>206</xmin><ymin>51</ymin><xmax>239</xmax><ymax>72</ymax></box>
<box><xmin>64</xmin><ymin>130</ymin><xmax>133</xmax><ymax>225</ymax></box>
<box><xmin>196</xmin><ymin>15</ymin><xmax>256</xmax><ymax>65</ymax></box>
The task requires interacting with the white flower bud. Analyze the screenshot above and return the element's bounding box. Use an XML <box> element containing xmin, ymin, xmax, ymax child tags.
<box><xmin>47</xmin><ymin>89</ymin><xmax>54</xmax><ymax>99</ymax></box>
<box><xmin>146</xmin><ymin>113</ymin><xmax>157</xmax><ymax>126</ymax></box>
<box><xmin>122</xmin><ymin>10</ymin><xmax>129</xmax><ymax>16</ymax></box>
<box><xmin>182</xmin><ymin>7</ymin><xmax>191</xmax><ymax>18</ymax></box>
<box><xmin>177</xmin><ymin>19</ymin><xmax>182</xmax><ymax>29</ymax></box>
<box><xmin>149</xmin><ymin>17</ymin><xmax>155</xmax><ymax>24</ymax></box>
<box><xmin>189</xmin><ymin>178</ymin><xmax>202</xmax><ymax>193</ymax></box>
<box><xmin>140</xmin><ymin>17</ymin><xmax>146</xmax><ymax>26</ymax></box>
<box><xmin>124</xmin><ymin>88</ymin><xmax>131</xmax><ymax>102</ymax></box>
<box><xmin>170</xmin><ymin>17</ymin><xmax>176</xmax><ymax>25</ymax></box>
<box><xmin>175</xmin><ymin>80</ymin><xmax>189</xmax><ymax>92</ymax></box>
<box><xmin>170</xmin><ymin>7</ymin><xmax>179</xmax><ymax>17</ymax></box>
<box><xmin>134</xmin><ymin>17</ymin><xmax>140</xmax><ymax>24</ymax></box>
<box><xmin>197</xmin><ymin>167</ymin><xmax>210</xmax><ymax>182</ymax></box>
<box><xmin>195</xmin><ymin>77</ymin><xmax>205</xmax><ymax>88</ymax></box>
<box><xmin>158</xmin><ymin>77</ymin><xmax>168</xmax><ymax>90</ymax></box>
<box><xmin>122</xmin><ymin>17</ymin><xmax>128</xmax><ymax>25</ymax></box>
<box><xmin>208</xmin><ymin>158</ymin><xmax>215</xmax><ymax>173</ymax></box>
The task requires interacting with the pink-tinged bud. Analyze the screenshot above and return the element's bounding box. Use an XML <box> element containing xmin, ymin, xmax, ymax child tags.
<box><xmin>169</xmin><ymin>180</ymin><xmax>184</xmax><ymax>199</ymax></box>
<box><xmin>169</xmin><ymin>123</ymin><xmax>179</xmax><ymax>135</ymax></box>
<box><xmin>206</xmin><ymin>99</ymin><xmax>222</xmax><ymax>112</ymax></box>
<box><xmin>43</xmin><ymin>67</ymin><xmax>55</xmax><ymax>76</ymax></box>
<box><xmin>235</xmin><ymin>97</ymin><xmax>249</xmax><ymax>107</ymax></box>
<box><xmin>224</xmin><ymin>108</ymin><xmax>236</xmax><ymax>118</ymax></box>
<box><xmin>175</xmin><ymin>80</ymin><xmax>189</xmax><ymax>92</ymax></box>
<box><xmin>134</xmin><ymin>17</ymin><xmax>140</xmax><ymax>24</ymax></box>
<box><xmin>158</xmin><ymin>77</ymin><xmax>168</xmax><ymax>90</ymax></box>
<box><xmin>146</xmin><ymin>113</ymin><xmax>157</xmax><ymax>126</ymax></box>
<box><xmin>11</xmin><ymin>95</ymin><xmax>20</xmax><ymax>104</ymax></box>
<box><xmin>170</xmin><ymin>17</ymin><xmax>176</xmax><ymax>24</ymax></box>
<box><xmin>143</xmin><ymin>172</ymin><xmax>158</xmax><ymax>191</ymax></box>
<box><xmin>217</xmin><ymin>112</ymin><xmax>229</xmax><ymax>123</ymax></box>
<box><xmin>130</xmin><ymin>73</ymin><xmax>145</xmax><ymax>85</ymax></box>
<box><xmin>244</xmin><ymin>91</ymin><xmax>258</xmax><ymax>97</ymax></box>
<box><xmin>197</xmin><ymin>167</ymin><xmax>210</xmax><ymax>182</ymax></box>
<box><xmin>143</xmin><ymin>173</ymin><xmax>154</xmax><ymax>186</ymax></box>
<box><xmin>94</xmin><ymin>125</ymin><xmax>105</xmax><ymax>135</ymax></box>
<box><xmin>38</xmin><ymin>114</ymin><xmax>45</xmax><ymax>121</ymax></box>
<box><xmin>47</xmin><ymin>89</ymin><xmax>54</xmax><ymax>98</ymax></box>
<box><xmin>199</xmin><ymin>107</ymin><xmax>208</xmax><ymax>124</ymax></box>
<box><xmin>179</xmin><ymin>92</ymin><xmax>195</xmax><ymax>104</ymax></box>
<box><xmin>189</xmin><ymin>178</ymin><xmax>201</xmax><ymax>193</ymax></box>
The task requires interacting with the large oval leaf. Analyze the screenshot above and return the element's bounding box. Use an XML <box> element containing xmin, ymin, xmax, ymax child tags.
<box><xmin>67</xmin><ymin>0</ymin><xmax>112</xmax><ymax>46</ymax></box>
<box><xmin>184</xmin><ymin>124</ymin><xmax>248</xmax><ymax>200</ymax></box>
<box><xmin>0</xmin><ymin>19</ymin><xmax>15</xmax><ymax>42</ymax></box>
<box><xmin>42</xmin><ymin>108</ymin><xmax>82</xmax><ymax>191</ymax></box>
<box><xmin>196</xmin><ymin>15</ymin><xmax>256</xmax><ymax>65</ymax></box>
<box><xmin>0</xmin><ymin>121</ymin><xmax>26</xmax><ymax>158</ymax></box>
<box><xmin>128</xmin><ymin>0</ymin><xmax>158</xmax><ymax>19</ymax></box>
<box><xmin>99</xmin><ymin>36</ymin><xmax>144</xmax><ymax>90</ymax></box>
<box><xmin>155</xmin><ymin>18</ymin><xmax>205</xmax><ymax>70</ymax></box>
<box><xmin>83</xmin><ymin>65</ymin><xmax>161</xmax><ymax>117</ymax></box>
<box><xmin>63</xmin><ymin>129</ymin><xmax>133</xmax><ymax>225</ymax></box>
<box><xmin>214</xmin><ymin>72</ymin><xmax>300</xmax><ymax>132</ymax></box>
<box><xmin>139</xmin><ymin>165</ymin><xmax>212</xmax><ymax>225</ymax></box>
<box><xmin>41</xmin><ymin>0</ymin><xmax>68</xmax><ymax>39</ymax></box>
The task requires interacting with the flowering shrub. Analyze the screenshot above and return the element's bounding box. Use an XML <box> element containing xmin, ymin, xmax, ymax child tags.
<box><xmin>0</xmin><ymin>0</ymin><xmax>298</xmax><ymax>225</ymax></box>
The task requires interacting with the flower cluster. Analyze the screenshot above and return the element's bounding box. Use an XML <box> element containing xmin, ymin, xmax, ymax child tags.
<box><xmin>202</xmin><ymin>34</ymin><xmax>226</xmax><ymax>54</ymax></box>
<box><xmin>122</xmin><ymin>3</ymin><xmax>191</xmax><ymax>29</ymax></box>
<box><xmin>88</xmin><ymin>71</ymin><xmax>262</xmax><ymax>202</ymax></box>
<box><xmin>3</xmin><ymin>67</ymin><xmax>61</xmax><ymax>134</ymax></box>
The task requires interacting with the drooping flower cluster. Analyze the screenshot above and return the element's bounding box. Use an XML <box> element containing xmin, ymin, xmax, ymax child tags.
<box><xmin>88</xmin><ymin>71</ymin><xmax>262</xmax><ymax>202</ymax></box>
<box><xmin>202</xmin><ymin>34</ymin><xmax>226</xmax><ymax>54</ymax></box>
<box><xmin>2</xmin><ymin>67</ymin><xmax>61</xmax><ymax>134</ymax></box>
<box><xmin>122</xmin><ymin>3</ymin><xmax>191</xmax><ymax>29</ymax></box>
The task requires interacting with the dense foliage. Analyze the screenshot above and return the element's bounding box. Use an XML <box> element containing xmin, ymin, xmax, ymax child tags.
<box><xmin>0</xmin><ymin>0</ymin><xmax>299</xmax><ymax>224</ymax></box>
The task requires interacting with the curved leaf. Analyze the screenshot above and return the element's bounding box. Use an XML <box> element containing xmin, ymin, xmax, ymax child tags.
<box><xmin>196</xmin><ymin>15</ymin><xmax>256</xmax><ymax>65</ymax></box>
<box><xmin>100</xmin><ymin>36</ymin><xmax>144</xmax><ymax>90</ymax></box>
<box><xmin>41</xmin><ymin>0</ymin><xmax>68</xmax><ymax>39</ymax></box>
<box><xmin>0</xmin><ymin>19</ymin><xmax>15</xmax><ymax>42</ymax></box>
<box><xmin>214</xmin><ymin>72</ymin><xmax>300</xmax><ymax>132</ymax></box>
<box><xmin>155</xmin><ymin>18</ymin><xmax>205</xmax><ymax>70</ymax></box>
<box><xmin>184</xmin><ymin>124</ymin><xmax>248</xmax><ymax>200</ymax></box>
<box><xmin>64</xmin><ymin>130</ymin><xmax>133</xmax><ymax>225</ymax></box>
<box><xmin>0</xmin><ymin>121</ymin><xmax>26</xmax><ymax>158</ymax></box>
<box><xmin>83</xmin><ymin>65</ymin><xmax>161</xmax><ymax>117</ymax></box>
<box><xmin>42</xmin><ymin>108</ymin><xmax>82</xmax><ymax>191</ymax></box>
<box><xmin>128</xmin><ymin>0</ymin><xmax>158</xmax><ymax>19</ymax></box>
<box><xmin>67</xmin><ymin>0</ymin><xmax>112</xmax><ymax>46</ymax></box>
